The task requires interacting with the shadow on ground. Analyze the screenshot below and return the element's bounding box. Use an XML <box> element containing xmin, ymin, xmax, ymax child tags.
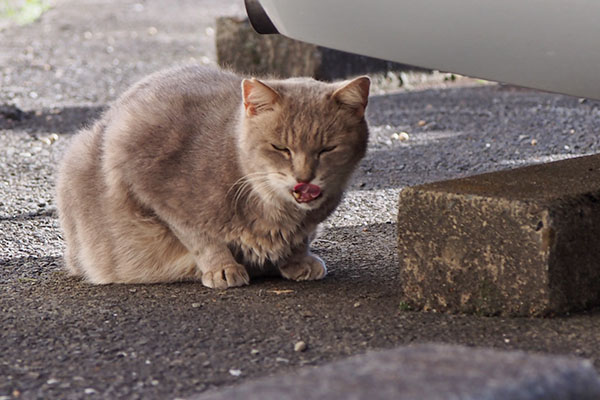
<box><xmin>0</xmin><ymin>104</ymin><xmax>104</xmax><ymax>134</ymax></box>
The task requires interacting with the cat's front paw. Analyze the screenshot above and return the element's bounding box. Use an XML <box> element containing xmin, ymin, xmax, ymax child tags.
<box><xmin>279</xmin><ymin>254</ymin><xmax>327</xmax><ymax>281</ymax></box>
<box><xmin>201</xmin><ymin>264</ymin><xmax>250</xmax><ymax>289</ymax></box>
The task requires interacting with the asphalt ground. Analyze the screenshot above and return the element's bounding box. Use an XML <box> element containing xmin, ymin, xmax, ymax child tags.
<box><xmin>1</xmin><ymin>0</ymin><xmax>600</xmax><ymax>399</ymax></box>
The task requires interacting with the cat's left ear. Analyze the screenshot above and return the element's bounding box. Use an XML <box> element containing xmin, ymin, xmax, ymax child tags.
<box><xmin>242</xmin><ymin>78</ymin><xmax>281</xmax><ymax>117</ymax></box>
<box><xmin>332</xmin><ymin>76</ymin><xmax>370</xmax><ymax>118</ymax></box>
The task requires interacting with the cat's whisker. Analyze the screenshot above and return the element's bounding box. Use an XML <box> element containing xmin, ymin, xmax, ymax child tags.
<box><xmin>226</xmin><ymin>172</ymin><xmax>272</xmax><ymax>199</ymax></box>
<box><xmin>228</xmin><ymin>174</ymin><xmax>264</xmax><ymax>209</ymax></box>
<box><xmin>244</xmin><ymin>176</ymin><xmax>274</xmax><ymax>199</ymax></box>
<box><xmin>232</xmin><ymin>182</ymin><xmax>252</xmax><ymax>212</ymax></box>
<box><xmin>253</xmin><ymin>182</ymin><xmax>288</xmax><ymax>212</ymax></box>
<box><xmin>241</xmin><ymin>176</ymin><xmax>285</xmax><ymax>209</ymax></box>
<box><xmin>231</xmin><ymin>173</ymin><xmax>279</xmax><ymax>213</ymax></box>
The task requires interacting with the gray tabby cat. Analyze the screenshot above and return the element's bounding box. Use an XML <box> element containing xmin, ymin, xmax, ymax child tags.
<box><xmin>56</xmin><ymin>65</ymin><xmax>370</xmax><ymax>289</ymax></box>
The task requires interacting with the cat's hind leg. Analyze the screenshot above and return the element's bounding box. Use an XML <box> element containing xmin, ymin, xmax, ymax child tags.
<box><xmin>62</xmin><ymin>233</ymin><xmax>83</xmax><ymax>277</ymax></box>
<box><xmin>58</xmin><ymin>209</ymin><xmax>118</xmax><ymax>284</ymax></box>
<box><xmin>101</xmin><ymin>200</ymin><xmax>205</xmax><ymax>284</ymax></box>
<box><xmin>56</xmin><ymin>127</ymin><xmax>119</xmax><ymax>284</ymax></box>
<box><xmin>57</xmin><ymin>207</ymin><xmax>83</xmax><ymax>277</ymax></box>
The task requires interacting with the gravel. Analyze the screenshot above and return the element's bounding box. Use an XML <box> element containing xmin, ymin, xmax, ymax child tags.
<box><xmin>294</xmin><ymin>341</ymin><xmax>307</xmax><ymax>352</ymax></box>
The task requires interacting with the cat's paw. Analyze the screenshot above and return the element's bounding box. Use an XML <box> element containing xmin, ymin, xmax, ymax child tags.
<box><xmin>201</xmin><ymin>264</ymin><xmax>250</xmax><ymax>289</ymax></box>
<box><xmin>279</xmin><ymin>254</ymin><xmax>327</xmax><ymax>281</ymax></box>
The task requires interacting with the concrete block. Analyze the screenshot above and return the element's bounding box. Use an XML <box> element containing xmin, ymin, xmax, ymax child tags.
<box><xmin>192</xmin><ymin>344</ymin><xmax>600</xmax><ymax>400</ymax></box>
<box><xmin>397</xmin><ymin>154</ymin><xmax>600</xmax><ymax>316</ymax></box>
<box><xmin>215</xmin><ymin>17</ymin><xmax>418</xmax><ymax>80</ymax></box>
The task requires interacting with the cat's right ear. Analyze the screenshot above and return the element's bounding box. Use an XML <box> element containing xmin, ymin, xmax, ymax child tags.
<box><xmin>242</xmin><ymin>78</ymin><xmax>281</xmax><ymax>117</ymax></box>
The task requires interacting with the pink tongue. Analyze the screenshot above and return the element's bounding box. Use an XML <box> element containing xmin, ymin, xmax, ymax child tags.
<box><xmin>293</xmin><ymin>183</ymin><xmax>321</xmax><ymax>202</ymax></box>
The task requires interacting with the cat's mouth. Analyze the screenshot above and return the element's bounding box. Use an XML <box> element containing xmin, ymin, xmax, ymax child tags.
<box><xmin>292</xmin><ymin>182</ymin><xmax>322</xmax><ymax>203</ymax></box>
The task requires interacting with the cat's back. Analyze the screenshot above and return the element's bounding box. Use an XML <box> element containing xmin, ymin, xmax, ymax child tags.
<box><xmin>117</xmin><ymin>65</ymin><xmax>242</xmax><ymax>123</ymax></box>
<box><xmin>100</xmin><ymin>65</ymin><xmax>244</xmax><ymax>185</ymax></box>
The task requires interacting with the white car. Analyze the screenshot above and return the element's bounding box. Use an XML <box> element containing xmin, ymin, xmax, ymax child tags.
<box><xmin>246</xmin><ymin>0</ymin><xmax>600</xmax><ymax>100</ymax></box>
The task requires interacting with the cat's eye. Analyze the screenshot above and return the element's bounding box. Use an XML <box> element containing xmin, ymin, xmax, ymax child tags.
<box><xmin>318</xmin><ymin>146</ymin><xmax>337</xmax><ymax>156</ymax></box>
<box><xmin>271</xmin><ymin>144</ymin><xmax>291</xmax><ymax>156</ymax></box>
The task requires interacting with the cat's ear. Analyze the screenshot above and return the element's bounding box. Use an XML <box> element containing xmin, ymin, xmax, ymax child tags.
<box><xmin>331</xmin><ymin>76</ymin><xmax>370</xmax><ymax>118</ymax></box>
<box><xmin>242</xmin><ymin>78</ymin><xmax>281</xmax><ymax>117</ymax></box>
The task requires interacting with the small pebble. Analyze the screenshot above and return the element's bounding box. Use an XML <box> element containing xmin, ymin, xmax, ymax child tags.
<box><xmin>353</xmin><ymin>302</ymin><xmax>361</xmax><ymax>308</ymax></box>
<box><xmin>191</xmin><ymin>302</ymin><xmax>201</xmax><ymax>308</ymax></box>
<box><xmin>84</xmin><ymin>388</ymin><xmax>97</xmax><ymax>395</ymax></box>
<box><xmin>417</xmin><ymin>120</ymin><xmax>427</xmax><ymax>127</ymax></box>
<box><xmin>46</xmin><ymin>378</ymin><xmax>59</xmax><ymax>385</ymax></box>
<box><xmin>229</xmin><ymin>369</ymin><xmax>242</xmax><ymax>377</ymax></box>
<box><xmin>276</xmin><ymin>357</ymin><xmax>290</xmax><ymax>363</ymax></box>
<box><xmin>531</xmin><ymin>139</ymin><xmax>538</xmax><ymax>146</ymax></box>
<box><xmin>250</xmin><ymin>349</ymin><xmax>260</xmax><ymax>355</ymax></box>
<box><xmin>397</xmin><ymin>132</ymin><xmax>410</xmax><ymax>141</ymax></box>
<box><xmin>294</xmin><ymin>341</ymin><xmax>307</xmax><ymax>352</ymax></box>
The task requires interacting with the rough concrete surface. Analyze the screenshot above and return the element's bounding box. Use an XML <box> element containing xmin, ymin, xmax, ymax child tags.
<box><xmin>1</xmin><ymin>0</ymin><xmax>600</xmax><ymax>399</ymax></box>
<box><xmin>193</xmin><ymin>344</ymin><xmax>600</xmax><ymax>400</ymax></box>
<box><xmin>398</xmin><ymin>154</ymin><xmax>600</xmax><ymax>316</ymax></box>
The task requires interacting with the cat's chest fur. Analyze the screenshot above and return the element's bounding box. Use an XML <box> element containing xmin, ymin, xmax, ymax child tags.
<box><xmin>225</xmin><ymin>207</ymin><xmax>308</xmax><ymax>267</ymax></box>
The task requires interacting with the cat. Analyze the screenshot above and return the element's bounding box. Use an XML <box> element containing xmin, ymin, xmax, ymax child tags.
<box><xmin>56</xmin><ymin>65</ymin><xmax>370</xmax><ymax>289</ymax></box>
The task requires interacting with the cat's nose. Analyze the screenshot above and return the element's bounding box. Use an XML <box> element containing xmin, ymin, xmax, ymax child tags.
<box><xmin>294</xmin><ymin>171</ymin><xmax>315</xmax><ymax>183</ymax></box>
<box><xmin>292</xmin><ymin>154</ymin><xmax>316</xmax><ymax>183</ymax></box>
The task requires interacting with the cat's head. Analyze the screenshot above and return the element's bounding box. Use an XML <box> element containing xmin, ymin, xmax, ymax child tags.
<box><xmin>238</xmin><ymin>75</ymin><xmax>370</xmax><ymax>211</ymax></box>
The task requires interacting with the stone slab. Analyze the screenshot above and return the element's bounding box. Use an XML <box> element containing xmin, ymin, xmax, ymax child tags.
<box><xmin>215</xmin><ymin>17</ymin><xmax>420</xmax><ymax>80</ymax></box>
<box><xmin>397</xmin><ymin>154</ymin><xmax>600</xmax><ymax>316</ymax></box>
<box><xmin>192</xmin><ymin>344</ymin><xmax>600</xmax><ymax>400</ymax></box>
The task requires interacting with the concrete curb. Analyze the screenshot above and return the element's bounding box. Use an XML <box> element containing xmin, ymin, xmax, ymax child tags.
<box><xmin>215</xmin><ymin>17</ymin><xmax>421</xmax><ymax>80</ymax></box>
<box><xmin>398</xmin><ymin>154</ymin><xmax>600</xmax><ymax>316</ymax></box>
<box><xmin>191</xmin><ymin>344</ymin><xmax>600</xmax><ymax>400</ymax></box>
